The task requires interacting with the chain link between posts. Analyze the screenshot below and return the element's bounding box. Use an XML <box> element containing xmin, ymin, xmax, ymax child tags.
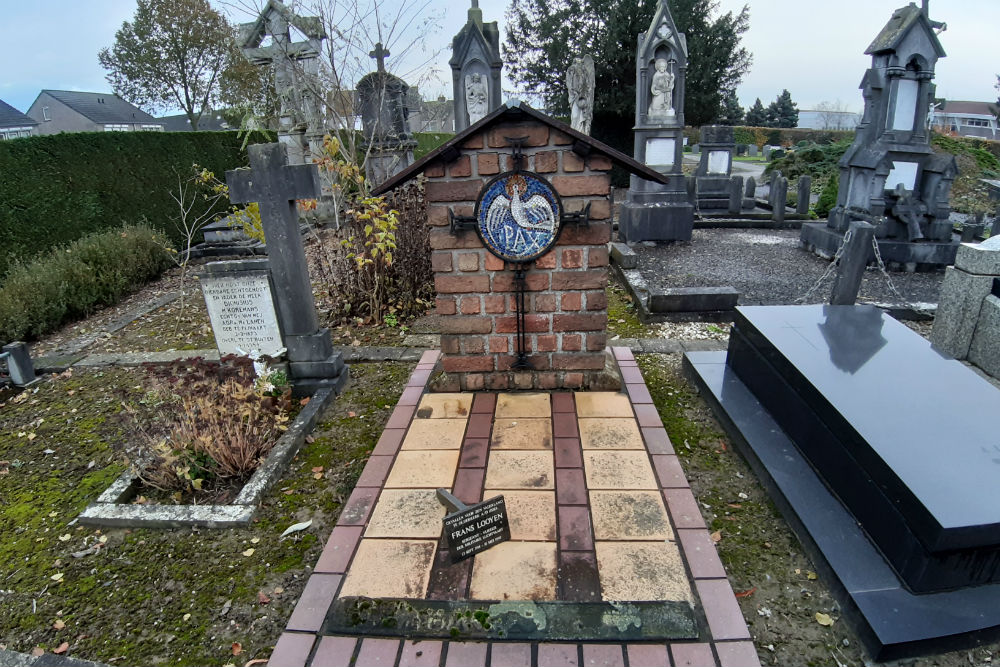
<box><xmin>797</xmin><ymin>227</ymin><xmax>853</xmax><ymax>304</ymax></box>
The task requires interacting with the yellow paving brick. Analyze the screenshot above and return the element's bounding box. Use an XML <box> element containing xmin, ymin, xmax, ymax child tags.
<box><xmin>401</xmin><ymin>418</ymin><xmax>467</xmax><ymax>450</ymax></box>
<box><xmin>583</xmin><ymin>451</ymin><xmax>658</xmax><ymax>489</ymax></box>
<box><xmin>338</xmin><ymin>539</ymin><xmax>437</xmax><ymax>599</ymax></box>
<box><xmin>484</xmin><ymin>451</ymin><xmax>554</xmax><ymax>489</ymax></box>
<box><xmin>495</xmin><ymin>392</ymin><xmax>551</xmax><ymax>418</ymax></box>
<box><xmin>589</xmin><ymin>490</ymin><xmax>673</xmax><ymax>540</ymax></box>
<box><xmin>365</xmin><ymin>489</ymin><xmax>447</xmax><ymax>539</ymax></box>
<box><xmin>416</xmin><ymin>393</ymin><xmax>473</xmax><ymax>419</ymax></box>
<box><xmin>491</xmin><ymin>418</ymin><xmax>553</xmax><ymax>450</ymax></box>
<box><xmin>574</xmin><ymin>392</ymin><xmax>634</xmax><ymax>418</ymax></box>
<box><xmin>595</xmin><ymin>541</ymin><xmax>693</xmax><ymax>602</ymax></box>
<box><xmin>579</xmin><ymin>418</ymin><xmax>644</xmax><ymax>450</ymax></box>
<box><xmin>484</xmin><ymin>489</ymin><xmax>556</xmax><ymax>540</ymax></box>
<box><xmin>385</xmin><ymin>450</ymin><xmax>460</xmax><ymax>488</ymax></box>
<box><xmin>470</xmin><ymin>542</ymin><xmax>558</xmax><ymax>600</ymax></box>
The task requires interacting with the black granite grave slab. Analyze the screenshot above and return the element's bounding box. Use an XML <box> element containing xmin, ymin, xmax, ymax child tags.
<box><xmin>683</xmin><ymin>350</ymin><xmax>1000</xmax><ymax>661</ymax></box>
<box><xmin>724</xmin><ymin>305</ymin><xmax>1000</xmax><ymax>592</ymax></box>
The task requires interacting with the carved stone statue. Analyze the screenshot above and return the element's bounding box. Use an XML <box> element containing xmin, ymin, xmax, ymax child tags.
<box><xmin>465</xmin><ymin>73</ymin><xmax>489</xmax><ymax>125</ymax></box>
<box><xmin>648</xmin><ymin>57</ymin><xmax>675</xmax><ymax>118</ymax></box>
<box><xmin>567</xmin><ymin>55</ymin><xmax>595</xmax><ymax>135</ymax></box>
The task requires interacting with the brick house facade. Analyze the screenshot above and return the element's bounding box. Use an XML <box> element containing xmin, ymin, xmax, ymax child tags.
<box><xmin>374</xmin><ymin>103</ymin><xmax>669</xmax><ymax>391</ymax></box>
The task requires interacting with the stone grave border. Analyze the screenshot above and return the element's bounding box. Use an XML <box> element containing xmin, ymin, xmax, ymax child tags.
<box><xmin>77</xmin><ymin>386</ymin><xmax>336</xmax><ymax>529</ymax></box>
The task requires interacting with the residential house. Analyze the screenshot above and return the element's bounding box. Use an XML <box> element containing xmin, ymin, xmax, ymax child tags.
<box><xmin>929</xmin><ymin>101</ymin><xmax>999</xmax><ymax>140</ymax></box>
<box><xmin>156</xmin><ymin>112</ymin><xmax>232</xmax><ymax>131</ymax></box>
<box><xmin>0</xmin><ymin>98</ymin><xmax>39</xmax><ymax>140</ymax></box>
<box><xmin>26</xmin><ymin>90</ymin><xmax>164</xmax><ymax>134</ymax></box>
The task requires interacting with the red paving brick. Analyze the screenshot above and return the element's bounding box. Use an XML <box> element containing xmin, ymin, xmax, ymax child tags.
<box><xmin>626</xmin><ymin>643</ymin><xmax>671</xmax><ymax>667</ymax></box>
<box><xmin>419</xmin><ymin>350</ymin><xmax>440</xmax><ymax>365</ymax></box>
<box><xmin>632</xmin><ymin>403</ymin><xmax>662</xmax><ymax>428</ymax></box>
<box><xmin>618</xmin><ymin>365</ymin><xmax>645</xmax><ymax>384</ymax></box>
<box><xmin>397</xmin><ymin>386</ymin><xmax>425</xmax><ymax>406</ymax></box>
<box><xmin>459</xmin><ymin>438</ymin><xmax>490</xmax><ymax>468</ymax></box>
<box><xmin>314</xmin><ymin>525</ymin><xmax>364</xmax><ymax>574</ymax></box>
<box><xmin>611</xmin><ymin>346</ymin><xmax>634</xmax><ymax>361</ymax></box>
<box><xmin>670</xmin><ymin>643</ymin><xmax>717</xmax><ymax>667</ymax></box>
<box><xmin>337</xmin><ymin>487</ymin><xmax>379</xmax><ymax>526</ymax></box>
<box><xmin>444</xmin><ymin>642</ymin><xmax>488</xmax><ymax>667</ymax></box>
<box><xmin>466</xmin><ymin>412</ymin><xmax>493</xmax><ymax>438</ymax></box>
<box><xmin>408</xmin><ymin>369</ymin><xmax>432</xmax><ymax>387</ymax></box>
<box><xmin>625</xmin><ymin>382</ymin><xmax>654</xmax><ymax>404</ymax></box>
<box><xmin>581</xmin><ymin>644</ymin><xmax>625</xmax><ymax>666</ymax></box>
<box><xmin>552</xmin><ymin>412</ymin><xmax>579</xmax><ymax>438</ymax></box>
<box><xmin>652</xmin><ymin>455</ymin><xmax>690</xmax><ymax>489</ymax></box>
<box><xmin>551</xmin><ymin>392</ymin><xmax>576</xmax><ymax>413</ymax></box>
<box><xmin>355</xmin><ymin>455</ymin><xmax>395</xmax><ymax>488</ymax></box>
<box><xmin>663</xmin><ymin>489</ymin><xmax>707</xmax><ymax>529</ymax></box>
<box><xmin>452</xmin><ymin>467</ymin><xmax>486</xmax><ymax>505</ymax></box>
<box><xmin>355</xmin><ymin>638</ymin><xmax>402</xmax><ymax>666</ymax></box>
<box><xmin>311</xmin><ymin>636</ymin><xmax>358</xmax><ymax>667</ymax></box>
<box><xmin>489</xmin><ymin>642</ymin><xmax>532</xmax><ymax>667</ymax></box>
<box><xmin>398</xmin><ymin>639</ymin><xmax>443</xmax><ymax>667</ymax></box>
<box><xmin>373</xmin><ymin>429</ymin><xmax>407</xmax><ymax>456</ymax></box>
<box><xmin>538</xmin><ymin>642</ymin><xmax>579</xmax><ymax>666</ymax></box>
<box><xmin>641</xmin><ymin>427</ymin><xmax>674</xmax><ymax>455</ymax></box>
<box><xmin>268</xmin><ymin>632</ymin><xmax>315</xmax><ymax>667</ymax></box>
<box><xmin>472</xmin><ymin>393</ymin><xmax>497</xmax><ymax>414</ymax></box>
<box><xmin>556</xmin><ymin>468</ymin><xmax>588</xmax><ymax>505</ymax></box>
<box><xmin>559</xmin><ymin>505</ymin><xmax>595</xmax><ymax>551</ymax></box>
<box><xmin>714</xmin><ymin>641</ymin><xmax>762</xmax><ymax>667</ymax></box>
<box><xmin>677</xmin><ymin>529</ymin><xmax>728</xmax><ymax>580</ymax></box>
<box><xmin>558</xmin><ymin>551</ymin><xmax>601</xmax><ymax>601</ymax></box>
<box><xmin>696</xmin><ymin>579</ymin><xmax>752</xmax><ymax>641</ymax></box>
<box><xmin>554</xmin><ymin>438</ymin><xmax>584</xmax><ymax>468</ymax></box>
<box><xmin>386</xmin><ymin>405</ymin><xmax>416</xmax><ymax>429</ymax></box>
<box><xmin>286</xmin><ymin>574</ymin><xmax>342</xmax><ymax>632</ymax></box>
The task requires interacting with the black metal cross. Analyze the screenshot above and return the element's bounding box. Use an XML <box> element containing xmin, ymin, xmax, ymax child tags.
<box><xmin>369</xmin><ymin>42</ymin><xmax>390</xmax><ymax>74</ymax></box>
<box><xmin>226</xmin><ymin>143</ymin><xmax>322</xmax><ymax>340</ymax></box>
<box><xmin>890</xmin><ymin>184</ymin><xmax>927</xmax><ymax>242</ymax></box>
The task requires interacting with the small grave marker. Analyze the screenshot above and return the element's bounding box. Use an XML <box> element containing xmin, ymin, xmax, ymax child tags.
<box><xmin>437</xmin><ymin>489</ymin><xmax>510</xmax><ymax>562</ymax></box>
<box><xmin>200</xmin><ymin>259</ymin><xmax>283</xmax><ymax>357</ymax></box>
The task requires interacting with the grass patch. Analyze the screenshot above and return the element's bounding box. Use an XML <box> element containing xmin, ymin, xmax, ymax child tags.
<box><xmin>606</xmin><ymin>281</ymin><xmax>657</xmax><ymax>339</ymax></box>
<box><xmin>0</xmin><ymin>361</ymin><xmax>411</xmax><ymax>665</ymax></box>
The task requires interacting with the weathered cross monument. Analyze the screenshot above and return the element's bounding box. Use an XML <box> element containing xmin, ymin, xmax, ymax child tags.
<box><xmin>357</xmin><ymin>42</ymin><xmax>417</xmax><ymax>185</ymax></box>
<box><xmin>618</xmin><ymin>0</ymin><xmax>695</xmax><ymax>243</ymax></box>
<box><xmin>222</xmin><ymin>143</ymin><xmax>347</xmax><ymax>394</ymax></box>
<box><xmin>800</xmin><ymin>1</ymin><xmax>958</xmax><ymax>269</ymax></box>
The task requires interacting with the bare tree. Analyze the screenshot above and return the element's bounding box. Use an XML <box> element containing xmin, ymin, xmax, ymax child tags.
<box><xmin>815</xmin><ymin>99</ymin><xmax>856</xmax><ymax>131</ymax></box>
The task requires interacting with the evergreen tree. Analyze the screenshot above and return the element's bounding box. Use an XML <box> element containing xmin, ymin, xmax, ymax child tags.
<box><xmin>745</xmin><ymin>97</ymin><xmax>767</xmax><ymax>127</ymax></box>
<box><xmin>716</xmin><ymin>90</ymin><xmax>744</xmax><ymax>125</ymax></box>
<box><xmin>503</xmin><ymin>0</ymin><xmax>751</xmax><ymax>128</ymax></box>
<box><xmin>769</xmin><ymin>89</ymin><xmax>799</xmax><ymax>128</ymax></box>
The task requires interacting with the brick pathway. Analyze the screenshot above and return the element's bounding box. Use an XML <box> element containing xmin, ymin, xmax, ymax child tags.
<box><xmin>268</xmin><ymin>348</ymin><xmax>759</xmax><ymax>667</ymax></box>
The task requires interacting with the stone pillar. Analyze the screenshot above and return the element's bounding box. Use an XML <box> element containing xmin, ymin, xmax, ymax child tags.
<box><xmin>797</xmin><ymin>176</ymin><xmax>812</xmax><ymax>215</ymax></box>
<box><xmin>728</xmin><ymin>176</ymin><xmax>743</xmax><ymax>214</ymax></box>
<box><xmin>830</xmin><ymin>220</ymin><xmax>875</xmax><ymax>305</ymax></box>
<box><xmin>772</xmin><ymin>177</ymin><xmax>788</xmax><ymax>224</ymax></box>
<box><xmin>931</xmin><ymin>236</ymin><xmax>1000</xmax><ymax>359</ymax></box>
<box><xmin>2</xmin><ymin>342</ymin><xmax>36</xmax><ymax>386</ymax></box>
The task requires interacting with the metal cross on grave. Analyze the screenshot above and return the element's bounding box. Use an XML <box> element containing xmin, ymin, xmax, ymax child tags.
<box><xmin>369</xmin><ymin>42</ymin><xmax>390</xmax><ymax>74</ymax></box>
<box><xmin>227</xmin><ymin>143</ymin><xmax>323</xmax><ymax>355</ymax></box>
<box><xmin>890</xmin><ymin>184</ymin><xmax>927</xmax><ymax>242</ymax></box>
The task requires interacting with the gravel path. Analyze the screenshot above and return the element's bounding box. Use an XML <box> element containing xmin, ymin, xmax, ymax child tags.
<box><xmin>634</xmin><ymin>228</ymin><xmax>946</xmax><ymax>306</ymax></box>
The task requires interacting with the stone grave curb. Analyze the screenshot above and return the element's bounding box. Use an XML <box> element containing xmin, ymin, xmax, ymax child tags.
<box><xmin>77</xmin><ymin>386</ymin><xmax>336</xmax><ymax>529</ymax></box>
<box><xmin>0</xmin><ymin>649</ymin><xmax>113</xmax><ymax>667</ymax></box>
<box><xmin>611</xmin><ymin>259</ymin><xmax>739</xmax><ymax>323</ymax></box>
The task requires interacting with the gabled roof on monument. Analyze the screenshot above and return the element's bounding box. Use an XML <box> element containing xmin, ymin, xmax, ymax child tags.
<box><xmin>865</xmin><ymin>3</ymin><xmax>945</xmax><ymax>58</ymax></box>
<box><xmin>642</xmin><ymin>0</ymin><xmax>688</xmax><ymax>62</ymax></box>
<box><xmin>448</xmin><ymin>3</ymin><xmax>501</xmax><ymax>68</ymax></box>
<box><xmin>372</xmin><ymin>100</ymin><xmax>671</xmax><ymax>196</ymax></box>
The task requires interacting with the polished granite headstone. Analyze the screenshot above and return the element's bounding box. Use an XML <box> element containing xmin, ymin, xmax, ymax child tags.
<box><xmin>723</xmin><ymin>305</ymin><xmax>1000</xmax><ymax>593</ymax></box>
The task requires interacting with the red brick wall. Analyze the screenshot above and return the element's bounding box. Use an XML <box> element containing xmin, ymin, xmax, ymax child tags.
<box><xmin>424</xmin><ymin>119</ymin><xmax>615</xmax><ymax>391</ymax></box>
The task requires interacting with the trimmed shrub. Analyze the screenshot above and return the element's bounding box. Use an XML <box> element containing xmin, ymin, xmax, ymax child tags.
<box><xmin>0</xmin><ymin>224</ymin><xmax>173</xmax><ymax>341</ymax></box>
<box><xmin>815</xmin><ymin>173</ymin><xmax>839</xmax><ymax>219</ymax></box>
<box><xmin>0</xmin><ymin>131</ymin><xmax>270</xmax><ymax>277</ymax></box>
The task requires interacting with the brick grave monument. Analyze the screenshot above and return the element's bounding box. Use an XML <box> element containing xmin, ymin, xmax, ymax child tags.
<box><xmin>374</xmin><ymin>101</ymin><xmax>671</xmax><ymax>391</ymax></box>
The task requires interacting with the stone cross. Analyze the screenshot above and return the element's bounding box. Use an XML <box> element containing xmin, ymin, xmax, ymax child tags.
<box><xmin>890</xmin><ymin>184</ymin><xmax>927</xmax><ymax>242</ymax></box>
<box><xmin>370</xmin><ymin>42</ymin><xmax>390</xmax><ymax>74</ymax></box>
<box><xmin>227</xmin><ymin>143</ymin><xmax>322</xmax><ymax>356</ymax></box>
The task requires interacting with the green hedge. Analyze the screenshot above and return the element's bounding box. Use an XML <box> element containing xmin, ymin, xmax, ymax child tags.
<box><xmin>0</xmin><ymin>131</ymin><xmax>269</xmax><ymax>277</ymax></box>
<box><xmin>0</xmin><ymin>224</ymin><xmax>174</xmax><ymax>341</ymax></box>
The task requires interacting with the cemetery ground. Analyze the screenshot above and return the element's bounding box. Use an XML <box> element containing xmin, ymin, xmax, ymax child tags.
<box><xmin>2</xmin><ymin>257</ymin><xmax>996</xmax><ymax>667</ymax></box>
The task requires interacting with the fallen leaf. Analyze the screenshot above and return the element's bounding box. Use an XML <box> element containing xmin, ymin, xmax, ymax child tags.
<box><xmin>815</xmin><ymin>612</ymin><xmax>835</xmax><ymax>626</ymax></box>
<box><xmin>50</xmin><ymin>573</ymin><xmax>64</xmax><ymax>582</ymax></box>
<box><xmin>258</xmin><ymin>591</ymin><xmax>271</xmax><ymax>605</ymax></box>
<box><xmin>98</xmin><ymin>535</ymin><xmax>108</xmax><ymax>544</ymax></box>
<box><xmin>273</xmin><ymin>586</ymin><xmax>284</xmax><ymax>595</ymax></box>
<box><xmin>735</xmin><ymin>587</ymin><xmax>757</xmax><ymax>598</ymax></box>
<box><xmin>58</xmin><ymin>534</ymin><xmax>72</xmax><ymax>542</ymax></box>
<box><xmin>242</xmin><ymin>548</ymin><xmax>255</xmax><ymax>557</ymax></box>
<box><xmin>709</xmin><ymin>530</ymin><xmax>722</xmax><ymax>544</ymax></box>
<box><xmin>280</xmin><ymin>519</ymin><xmax>313</xmax><ymax>538</ymax></box>
<box><xmin>250</xmin><ymin>537</ymin><xmax>260</xmax><ymax>544</ymax></box>
<box><xmin>283</xmin><ymin>489</ymin><xmax>295</xmax><ymax>495</ymax></box>
<box><xmin>53</xmin><ymin>619</ymin><xmax>66</xmax><ymax>630</ymax></box>
<box><xmin>231</xmin><ymin>642</ymin><xmax>243</xmax><ymax>655</ymax></box>
<box><xmin>27</xmin><ymin>433</ymin><xmax>37</xmax><ymax>441</ymax></box>
<box><xmin>299</xmin><ymin>397</ymin><xmax>310</xmax><ymax>406</ymax></box>
<box><xmin>313</xmin><ymin>472</ymin><xmax>323</xmax><ymax>479</ymax></box>
<box><xmin>183</xmin><ymin>613</ymin><xmax>191</xmax><ymax>622</ymax></box>
<box><xmin>311</xmin><ymin>466</ymin><xmax>324</xmax><ymax>473</ymax></box>
<box><xmin>347</xmin><ymin>411</ymin><xmax>356</xmax><ymax>417</ymax></box>
<box><xmin>53</xmin><ymin>642</ymin><xmax>69</xmax><ymax>654</ymax></box>
<box><xmin>31</xmin><ymin>647</ymin><xmax>44</xmax><ymax>657</ymax></box>
<box><xmin>807</xmin><ymin>571</ymin><xmax>818</xmax><ymax>580</ymax></box>
<box><xmin>726</xmin><ymin>503</ymin><xmax>742</xmax><ymax>509</ymax></box>
<box><xmin>245</xmin><ymin>660</ymin><xmax>269</xmax><ymax>666</ymax></box>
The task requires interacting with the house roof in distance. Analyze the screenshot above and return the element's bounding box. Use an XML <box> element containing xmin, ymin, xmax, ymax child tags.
<box><xmin>156</xmin><ymin>113</ymin><xmax>233</xmax><ymax>131</ymax></box>
<box><xmin>936</xmin><ymin>101</ymin><xmax>999</xmax><ymax>117</ymax></box>
<box><xmin>372</xmin><ymin>100</ymin><xmax>671</xmax><ymax>196</ymax></box>
<box><xmin>40</xmin><ymin>90</ymin><xmax>158</xmax><ymax>125</ymax></box>
<box><xmin>0</xmin><ymin>98</ymin><xmax>38</xmax><ymax>128</ymax></box>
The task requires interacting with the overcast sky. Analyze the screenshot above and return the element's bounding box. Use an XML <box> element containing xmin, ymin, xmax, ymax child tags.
<box><xmin>1</xmin><ymin>0</ymin><xmax>996</xmax><ymax>117</ymax></box>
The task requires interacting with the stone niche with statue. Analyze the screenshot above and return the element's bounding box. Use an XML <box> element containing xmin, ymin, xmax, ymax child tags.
<box><xmin>373</xmin><ymin>102</ymin><xmax>671</xmax><ymax>391</ymax></box>
<box><xmin>450</xmin><ymin>1</ymin><xmax>503</xmax><ymax>132</ymax></box>
<box><xmin>800</xmin><ymin>2</ymin><xmax>958</xmax><ymax>269</ymax></box>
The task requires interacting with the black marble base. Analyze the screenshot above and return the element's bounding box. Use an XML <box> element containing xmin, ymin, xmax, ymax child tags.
<box><xmin>618</xmin><ymin>199</ymin><xmax>695</xmax><ymax>243</ymax></box>
<box><xmin>800</xmin><ymin>222</ymin><xmax>958</xmax><ymax>269</ymax></box>
<box><xmin>684</xmin><ymin>349</ymin><xmax>1000</xmax><ymax>661</ymax></box>
<box><xmin>726</xmin><ymin>305</ymin><xmax>1000</xmax><ymax>592</ymax></box>
<box><xmin>324</xmin><ymin>597</ymin><xmax>697</xmax><ymax>641</ymax></box>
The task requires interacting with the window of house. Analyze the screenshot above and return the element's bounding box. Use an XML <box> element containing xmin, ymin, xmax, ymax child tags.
<box><xmin>42</xmin><ymin>106</ymin><xmax>50</xmax><ymax>121</ymax></box>
<box><xmin>1</xmin><ymin>127</ymin><xmax>33</xmax><ymax>140</ymax></box>
<box><xmin>104</xmin><ymin>124</ymin><xmax>130</xmax><ymax>132</ymax></box>
<box><xmin>964</xmin><ymin>118</ymin><xmax>990</xmax><ymax>127</ymax></box>
<box><xmin>140</xmin><ymin>124</ymin><xmax>163</xmax><ymax>131</ymax></box>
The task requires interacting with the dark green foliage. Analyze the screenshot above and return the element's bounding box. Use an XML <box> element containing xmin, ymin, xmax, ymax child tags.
<box><xmin>0</xmin><ymin>225</ymin><xmax>173</xmax><ymax>341</ymax></box>
<box><xmin>931</xmin><ymin>132</ymin><xmax>1000</xmax><ymax>173</ymax></box>
<box><xmin>816</xmin><ymin>172</ymin><xmax>839</xmax><ymax>218</ymax></box>
<box><xmin>745</xmin><ymin>98</ymin><xmax>767</xmax><ymax>127</ymax></box>
<box><xmin>766</xmin><ymin>89</ymin><xmax>799</xmax><ymax>128</ymax></box>
<box><xmin>717</xmin><ymin>90</ymin><xmax>744</xmax><ymax>125</ymax></box>
<box><xmin>765</xmin><ymin>139</ymin><xmax>851</xmax><ymax>183</ymax></box>
<box><xmin>0</xmin><ymin>131</ymin><xmax>264</xmax><ymax>277</ymax></box>
<box><xmin>503</xmin><ymin>0</ymin><xmax>751</xmax><ymax>127</ymax></box>
<box><xmin>414</xmin><ymin>132</ymin><xmax>453</xmax><ymax>159</ymax></box>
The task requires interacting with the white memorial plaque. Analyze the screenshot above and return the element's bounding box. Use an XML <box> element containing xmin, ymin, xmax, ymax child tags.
<box><xmin>885</xmin><ymin>161</ymin><xmax>919</xmax><ymax>192</ymax></box>
<box><xmin>889</xmin><ymin>79</ymin><xmax>919</xmax><ymax>131</ymax></box>
<box><xmin>645</xmin><ymin>138</ymin><xmax>675</xmax><ymax>167</ymax></box>
<box><xmin>707</xmin><ymin>150</ymin><xmax>729</xmax><ymax>175</ymax></box>
<box><xmin>201</xmin><ymin>271</ymin><xmax>284</xmax><ymax>357</ymax></box>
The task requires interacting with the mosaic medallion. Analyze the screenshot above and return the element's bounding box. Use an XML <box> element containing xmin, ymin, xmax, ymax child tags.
<box><xmin>475</xmin><ymin>171</ymin><xmax>562</xmax><ymax>263</ymax></box>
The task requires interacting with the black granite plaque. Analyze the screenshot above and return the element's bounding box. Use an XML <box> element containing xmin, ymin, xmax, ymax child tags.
<box><xmin>444</xmin><ymin>496</ymin><xmax>510</xmax><ymax>562</ymax></box>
